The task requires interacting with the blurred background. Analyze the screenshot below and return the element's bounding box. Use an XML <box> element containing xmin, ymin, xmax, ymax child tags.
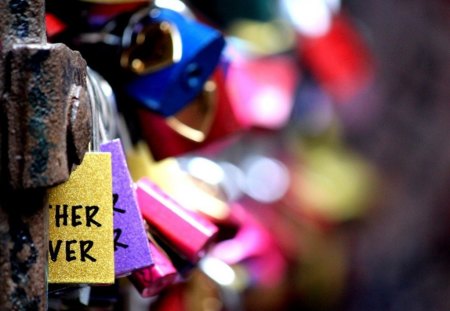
<box><xmin>46</xmin><ymin>0</ymin><xmax>450</xmax><ymax>310</ymax></box>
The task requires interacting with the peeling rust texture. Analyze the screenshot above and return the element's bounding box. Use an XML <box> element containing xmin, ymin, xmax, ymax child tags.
<box><xmin>1</xmin><ymin>0</ymin><xmax>92</xmax><ymax>190</ymax></box>
<box><xmin>4</xmin><ymin>44</ymin><xmax>91</xmax><ymax>189</ymax></box>
<box><xmin>0</xmin><ymin>191</ymin><xmax>47</xmax><ymax>311</ymax></box>
<box><xmin>0</xmin><ymin>0</ymin><xmax>91</xmax><ymax>310</ymax></box>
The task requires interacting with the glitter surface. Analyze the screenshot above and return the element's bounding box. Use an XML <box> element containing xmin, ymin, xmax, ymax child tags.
<box><xmin>129</xmin><ymin>241</ymin><xmax>177</xmax><ymax>297</ymax></box>
<box><xmin>48</xmin><ymin>152</ymin><xmax>114</xmax><ymax>284</ymax></box>
<box><xmin>100</xmin><ymin>139</ymin><xmax>153</xmax><ymax>277</ymax></box>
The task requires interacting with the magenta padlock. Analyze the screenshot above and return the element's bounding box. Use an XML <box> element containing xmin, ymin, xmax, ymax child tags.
<box><xmin>210</xmin><ymin>206</ymin><xmax>273</xmax><ymax>264</ymax></box>
<box><xmin>225</xmin><ymin>46</ymin><xmax>298</xmax><ymax>130</ymax></box>
<box><xmin>129</xmin><ymin>241</ymin><xmax>177</xmax><ymax>297</ymax></box>
<box><xmin>136</xmin><ymin>177</ymin><xmax>218</xmax><ymax>263</ymax></box>
<box><xmin>100</xmin><ymin>139</ymin><xmax>153</xmax><ymax>277</ymax></box>
<box><xmin>210</xmin><ymin>205</ymin><xmax>287</xmax><ymax>287</ymax></box>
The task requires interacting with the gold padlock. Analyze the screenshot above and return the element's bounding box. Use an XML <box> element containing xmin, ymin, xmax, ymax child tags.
<box><xmin>48</xmin><ymin>152</ymin><xmax>114</xmax><ymax>284</ymax></box>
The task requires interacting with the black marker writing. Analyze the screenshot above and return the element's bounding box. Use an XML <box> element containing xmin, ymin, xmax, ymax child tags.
<box><xmin>49</xmin><ymin>239</ymin><xmax>96</xmax><ymax>262</ymax></box>
<box><xmin>114</xmin><ymin>228</ymin><xmax>129</xmax><ymax>251</ymax></box>
<box><xmin>49</xmin><ymin>204</ymin><xmax>102</xmax><ymax>227</ymax></box>
<box><xmin>113</xmin><ymin>193</ymin><xmax>125</xmax><ymax>214</ymax></box>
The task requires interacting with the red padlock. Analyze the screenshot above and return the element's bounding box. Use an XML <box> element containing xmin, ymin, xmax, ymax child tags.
<box><xmin>299</xmin><ymin>14</ymin><xmax>373</xmax><ymax>103</ymax></box>
<box><xmin>138</xmin><ymin>64</ymin><xmax>242</xmax><ymax>160</ymax></box>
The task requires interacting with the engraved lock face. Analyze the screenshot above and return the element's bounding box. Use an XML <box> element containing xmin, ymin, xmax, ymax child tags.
<box><xmin>166</xmin><ymin>80</ymin><xmax>217</xmax><ymax>142</ymax></box>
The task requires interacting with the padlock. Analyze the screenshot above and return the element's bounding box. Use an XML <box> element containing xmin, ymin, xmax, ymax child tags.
<box><xmin>287</xmin><ymin>140</ymin><xmax>376</xmax><ymax>223</ymax></box>
<box><xmin>299</xmin><ymin>14</ymin><xmax>373</xmax><ymax>103</ymax></box>
<box><xmin>209</xmin><ymin>205</ymin><xmax>287</xmax><ymax>288</ymax></box>
<box><xmin>135</xmin><ymin>177</ymin><xmax>218</xmax><ymax>263</ymax></box>
<box><xmin>47</xmin><ymin>67</ymin><xmax>116</xmax><ymax>284</ymax></box>
<box><xmin>84</xmin><ymin>67</ymin><xmax>153</xmax><ymax>277</ymax></box>
<box><xmin>125</xmin><ymin>140</ymin><xmax>155</xmax><ymax>182</ymax></box>
<box><xmin>47</xmin><ymin>152</ymin><xmax>115</xmax><ymax>284</ymax></box>
<box><xmin>123</xmin><ymin>2</ymin><xmax>226</xmax><ymax>116</ymax></box>
<box><xmin>138</xmin><ymin>64</ymin><xmax>242</xmax><ymax>160</ymax></box>
<box><xmin>280</xmin><ymin>0</ymin><xmax>373</xmax><ymax>103</ymax></box>
<box><xmin>150</xmin><ymin>231</ymin><xmax>197</xmax><ymax>278</ymax></box>
<box><xmin>45</xmin><ymin>13</ymin><xmax>67</xmax><ymax>40</ymax></box>
<box><xmin>226</xmin><ymin>19</ymin><xmax>295</xmax><ymax>56</ymax></box>
<box><xmin>124</xmin><ymin>139</ymin><xmax>234</xmax><ymax>225</ymax></box>
<box><xmin>141</xmin><ymin>156</ymin><xmax>232</xmax><ymax>224</ymax></box>
<box><xmin>126</xmin><ymin>145</ymin><xmax>234</xmax><ymax>225</ymax></box>
<box><xmin>148</xmin><ymin>283</ymin><xmax>187</xmax><ymax>311</ymax></box>
<box><xmin>225</xmin><ymin>47</ymin><xmax>298</xmax><ymax>130</ymax></box>
<box><xmin>73</xmin><ymin>1</ymin><xmax>225</xmax><ymax>117</ymax></box>
<box><xmin>129</xmin><ymin>240</ymin><xmax>177</xmax><ymax>297</ymax></box>
<box><xmin>100</xmin><ymin>139</ymin><xmax>153</xmax><ymax>277</ymax></box>
<box><xmin>1</xmin><ymin>0</ymin><xmax>91</xmax><ymax>190</ymax></box>
<box><xmin>127</xmin><ymin>155</ymin><xmax>234</xmax><ymax>225</ymax></box>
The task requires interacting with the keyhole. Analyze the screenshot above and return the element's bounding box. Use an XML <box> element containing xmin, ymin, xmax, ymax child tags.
<box><xmin>184</xmin><ymin>63</ymin><xmax>202</xmax><ymax>89</ymax></box>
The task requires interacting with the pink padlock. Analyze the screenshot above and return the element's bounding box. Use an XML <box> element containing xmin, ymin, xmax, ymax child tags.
<box><xmin>225</xmin><ymin>49</ymin><xmax>298</xmax><ymax>130</ymax></box>
<box><xmin>129</xmin><ymin>241</ymin><xmax>177</xmax><ymax>297</ymax></box>
<box><xmin>136</xmin><ymin>177</ymin><xmax>218</xmax><ymax>263</ymax></box>
<box><xmin>210</xmin><ymin>204</ymin><xmax>287</xmax><ymax>287</ymax></box>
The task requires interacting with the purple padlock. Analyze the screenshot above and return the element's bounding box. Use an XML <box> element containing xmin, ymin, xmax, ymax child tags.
<box><xmin>100</xmin><ymin>139</ymin><xmax>153</xmax><ymax>277</ymax></box>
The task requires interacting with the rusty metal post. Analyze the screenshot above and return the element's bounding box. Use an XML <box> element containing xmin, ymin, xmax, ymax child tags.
<box><xmin>0</xmin><ymin>0</ymin><xmax>91</xmax><ymax>309</ymax></box>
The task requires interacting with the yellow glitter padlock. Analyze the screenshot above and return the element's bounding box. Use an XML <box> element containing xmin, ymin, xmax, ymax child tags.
<box><xmin>48</xmin><ymin>152</ymin><xmax>114</xmax><ymax>284</ymax></box>
<box><xmin>126</xmin><ymin>140</ymin><xmax>155</xmax><ymax>182</ymax></box>
<box><xmin>126</xmin><ymin>142</ymin><xmax>230</xmax><ymax>222</ymax></box>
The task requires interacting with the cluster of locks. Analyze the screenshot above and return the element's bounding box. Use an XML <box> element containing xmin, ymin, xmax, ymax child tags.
<box><xmin>1</xmin><ymin>0</ymin><xmax>380</xmax><ymax>310</ymax></box>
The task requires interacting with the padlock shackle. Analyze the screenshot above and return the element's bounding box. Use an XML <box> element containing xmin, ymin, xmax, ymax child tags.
<box><xmin>86</xmin><ymin>67</ymin><xmax>120</xmax><ymax>151</ymax></box>
<box><xmin>86</xmin><ymin>68</ymin><xmax>101</xmax><ymax>151</ymax></box>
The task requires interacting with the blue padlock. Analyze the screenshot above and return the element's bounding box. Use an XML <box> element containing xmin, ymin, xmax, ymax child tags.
<box><xmin>122</xmin><ymin>5</ymin><xmax>225</xmax><ymax>116</ymax></box>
